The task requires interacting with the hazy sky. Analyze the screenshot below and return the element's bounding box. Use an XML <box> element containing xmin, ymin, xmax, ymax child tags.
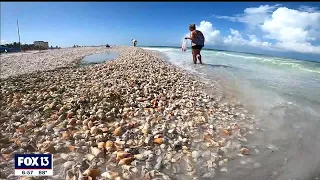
<box><xmin>1</xmin><ymin>2</ymin><xmax>320</xmax><ymax>61</ymax></box>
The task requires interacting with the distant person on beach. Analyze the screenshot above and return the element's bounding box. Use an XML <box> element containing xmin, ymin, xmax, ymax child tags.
<box><xmin>185</xmin><ymin>24</ymin><xmax>205</xmax><ymax>64</ymax></box>
<box><xmin>131</xmin><ymin>39</ymin><xmax>137</xmax><ymax>47</ymax></box>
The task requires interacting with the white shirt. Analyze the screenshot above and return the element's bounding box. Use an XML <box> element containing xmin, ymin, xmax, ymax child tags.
<box><xmin>132</xmin><ymin>39</ymin><xmax>137</xmax><ymax>43</ymax></box>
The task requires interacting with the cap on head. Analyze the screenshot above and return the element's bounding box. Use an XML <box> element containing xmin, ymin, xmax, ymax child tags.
<box><xmin>189</xmin><ymin>24</ymin><xmax>196</xmax><ymax>29</ymax></box>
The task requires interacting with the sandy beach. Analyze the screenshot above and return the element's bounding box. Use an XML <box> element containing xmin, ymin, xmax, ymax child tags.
<box><xmin>0</xmin><ymin>47</ymin><xmax>256</xmax><ymax>180</ymax></box>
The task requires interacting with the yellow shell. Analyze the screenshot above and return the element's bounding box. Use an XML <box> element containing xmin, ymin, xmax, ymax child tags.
<box><xmin>153</xmin><ymin>138</ymin><xmax>163</xmax><ymax>144</ymax></box>
<box><xmin>105</xmin><ymin>141</ymin><xmax>114</xmax><ymax>150</ymax></box>
<box><xmin>113</xmin><ymin>127</ymin><xmax>123</xmax><ymax>136</ymax></box>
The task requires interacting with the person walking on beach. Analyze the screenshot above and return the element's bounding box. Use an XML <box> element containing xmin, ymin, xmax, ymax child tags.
<box><xmin>131</xmin><ymin>39</ymin><xmax>137</xmax><ymax>47</ymax></box>
<box><xmin>185</xmin><ymin>24</ymin><xmax>205</xmax><ymax>64</ymax></box>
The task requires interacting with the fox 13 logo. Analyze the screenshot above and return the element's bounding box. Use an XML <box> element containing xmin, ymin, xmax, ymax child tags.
<box><xmin>14</xmin><ymin>154</ymin><xmax>53</xmax><ymax>176</ymax></box>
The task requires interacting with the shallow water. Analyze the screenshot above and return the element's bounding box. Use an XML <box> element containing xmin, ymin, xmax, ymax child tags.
<box><xmin>81</xmin><ymin>52</ymin><xmax>119</xmax><ymax>65</ymax></box>
<box><xmin>143</xmin><ymin>47</ymin><xmax>320</xmax><ymax>180</ymax></box>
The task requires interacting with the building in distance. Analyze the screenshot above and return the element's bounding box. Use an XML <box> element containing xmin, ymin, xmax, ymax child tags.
<box><xmin>34</xmin><ymin>41</ymin><xmax>49</xmax><ymax>49</ymax></box>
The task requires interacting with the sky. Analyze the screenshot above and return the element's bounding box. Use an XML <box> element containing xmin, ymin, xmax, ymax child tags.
<box><xmin>1</xmin><ymin>2</ymin><xmax>320</xmax><ymax>61</ymax></box>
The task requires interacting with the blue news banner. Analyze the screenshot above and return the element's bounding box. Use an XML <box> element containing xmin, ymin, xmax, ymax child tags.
<box><xmin>14</xmin><ymin>154</ymin><xmax>53</xmax><ymax>176</ymax></box>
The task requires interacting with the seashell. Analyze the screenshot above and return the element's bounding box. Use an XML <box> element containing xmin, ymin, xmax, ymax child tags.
<box><xmin>88</xmin><ymin>121</ymin><xmax>93</xmax><ymax>129</ymax></box>
<box><xmin>105</xmin><ymin>141</ymin><xmax>115</xmax><ymax>151</ymax></box>
<box><xmin>191</xmin><ymin>151</ymin><xmax>200</xmax><ymax>159</ymax></box>
<box><xmin>97</xmin><ymin>142</ymin><xmax>105</xmax><ymax>149</ymax></box>
<box><xmin>186</xmin><ymin>101</ymin><xmax>193</xmax><ymax>108</ymax></box>
<box><xmin>168</xmin><ymin>129</ymin><xmax>175</xmax><ymax>134</ymax></box>
<box><xmin>114</xmin><ymin>141</ymin><xmax>125</xmax><ymax>150</ymax></box>
<box><xmin>154</xmin><ymin>157</ymin><xmax>162</xmax><ymax>170</ymax></box>
<box><xmin>186</xmin><ymin>161</ymin><xmax>194</xmax><ymax>172</ymax></box>
<box><xmin>222</xmin><ymin>129</ymin><xmax>231</xmax><ymax>136</ymax></box>
<box><xmin>83</xmin><ymin>169</ymin><xmax>101</xmax><ymax>179</ymax></box>
<box><xmin>68</xmin><ymin>118</ymin><xmax>76</xmax><ymax>125</ymax></box>
<box><xmin>86</xmin><ymin>154</ymin><xmax>95</xmax><ymax>161</ymax></box>
<box><xmin>134</xmin><ymin>154</ymin><xmax>146</xmax><ymax>161</ymax></box>
<box><xmin>91</xmin><ymin>147</ymin><xmax>101</xmax><ymax>157</ymax></box>
<box><xmin>241</xmin><ymin>114</ymin><xmax>246</xmax><ymax>119</ymax></box>
<box><xmin>155</xmin><ymin>149</ymin><xmax>162</xmax><ymax>156</ymax></box>
<box><xmin>66</xmin><ymin>111</ymin><xmax>74</xmax><ymax>119</ymax></box>
<box><xmin>48</xmin><ymin>101</ymin><xmax>56</xmax><ymax>109</ymax></box>
<box><xmin>153</xmin><ymin>138</ymin><xmax>163</xmax><ymax>145</ymax></box>
<box><xmin>142</xmin><ymin>123</ymin><xmax>150</xmax><ymax>135</ymax></box>
<box><xmin>16</xmin><ymin>128</ymin><xmax>25</xmax><ymax>134</ymax></box>
<box><xmin>83</xmin><ymin>119</ymin><xmax>89</xmax><ymax>126</ymax></box>
<box><xmin>1</xmin><ymin>154</ymin><xmax>10</xmax><ymax>161</ymax></box>
<box><xmin>73</xmin><ymin>132</ymin><xmax>82</xmax><ymax>139</ymax></box>
<box><xmin>113</xmin><ymin>126</ymin><xmax>123</xmax><ymax>136</ymax></box>
<box><xmin>220</xmin><ymin>167</ymin><xmax>228</xmax><ymax>172</ymax></box>
<box><xmin>63</xmin><ymin>161</ymin><xmax>75</xmax><ymax>169</ymax></box>
<box><xmin>128</xmin><ymin>122</ymin><xmax>137</xmax><ymax>129</ymax></box>
<box><xmin>241</xmin><ymin>147</ymin><xmax>249</xmax><ymax>155</ymax></box>
<box><xmin>136</xmin><ymin>97</ymin><xmax>144</xmax><ymax>102</ymax></box>
<box><xmin>40</xmin><ymin>143</ymin><xmax>56</xmax><ymax>153</ymax></box>
<box><xmin>90</xmin><ymin>126</ymin><xmax>101</xmax><ymax>135</ymax></box>
<box><xmin>61</xmin><ymin>131</ymin><xmax>70</xmax><ymax>140</ymax></box>
<box><xmin>67</xmin><ymin>145</ymin><xmax>76</xmax><ymax>152</ymax></box>
<box><xmin>101</xmin><ymin>127</ymin><xmax>109</xmax><ymax>133</ymax></box>
<box><xmin>123</xmin><ymin>172</ymin><xmax>131</xmax><ymax>180</ymax></box>
<box><xmin>202</xmin><ymin>172</ymin><xmax>215</xmax><ymax>178</ymax></box>
<box><xmin>119</xmin><ymin>157</ymin><xmax>134</xmax><ymax>165</ymax></box>
<box><xmin>122</xmin><ymin>165</ymin><xmax>138</xmax><ymax>173</ymax></box>
<box><xmin>85</xmin><ymin>141</ymin><xmax>93</xmax><ymax>146</ymax></box>
<box><xmin>203</xmin><ymin>134</ymin><xmax>212</xmax><ymax>142</ymax></box>
<box><xmin>116</xmin><ymin>151</ymin><xmax>132</xmax><ymax>161</ymax></box>
<box><xmin>83</xmin><ymin>125</ymin><xmax>89</xmax><ymax>131</ymax></box>
<box><xmin>160</xmin><ymin>144</ymin><xmax>166</xmax><ymax>149</ymax></box>
<box><xmin>82</xmin><ymin>133</ymin><xmax>88</xmax><ymax>139</ymax></box>
<box><xmin>101</xmin><ymin>171</ymin><xmax>119</xmax><ymax>179</ymax></box>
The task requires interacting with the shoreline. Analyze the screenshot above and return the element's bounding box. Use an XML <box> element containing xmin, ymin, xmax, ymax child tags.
<box><xmin>0</xmin><ymin>47</ymin><xmax>256</xmax><ymax>180</ymax></box>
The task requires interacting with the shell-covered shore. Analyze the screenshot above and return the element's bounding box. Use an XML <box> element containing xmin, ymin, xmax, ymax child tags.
<box><xmin>0</xmin><ymin>47</ymin><xmax>121</xmax><ymax>79</ymax></box>
<box><xmin>0</xmin><ymin>47</ymin><xmax>256</xmax><ymax>180</ymax></box>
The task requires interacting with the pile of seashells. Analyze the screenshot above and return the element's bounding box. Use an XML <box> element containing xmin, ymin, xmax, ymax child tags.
<box><xmin>0</xmin><ymin>46</ymin><xmax>122</xmax><ymax>79</ymax></box>
<box><xmin>0</xmin><ymin>47</ymin><xmax>256</xmax><ymax>180</ymax></box>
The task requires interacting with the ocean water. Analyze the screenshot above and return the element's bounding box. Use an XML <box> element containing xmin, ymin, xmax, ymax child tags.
<box><xmin>142</xmin><ymin>47</ymin><xmax>320</xmax><ymax>180</ymax></box>
<box><xmin>81</xmin><ymin>52</ymin><xmax>119</xmax><ymax>65</ymax></box>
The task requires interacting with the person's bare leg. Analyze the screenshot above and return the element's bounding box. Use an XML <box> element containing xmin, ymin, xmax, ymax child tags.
<box><xmin>195</xmin><ymin>49</ymin><xmax>202</xmax><ymax>64</ymax></box>
<box><xmin>192</xmin><ymin>49</ymin><xmax>197</xmax><ymax>64</ymax></box>
<box><xmin>198</xmin><ymin>51</ymin><xmax>202</xmax><ymax>64</ymax></box>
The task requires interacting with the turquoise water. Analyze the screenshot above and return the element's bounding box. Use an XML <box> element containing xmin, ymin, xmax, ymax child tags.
<box><xmin>143</xmin><ymin>46</ymin><xmax>320</xmax><ymax>180</ymax></box>
<box><xmin>81</xmin><ymin>52</ymin><xmax>119</xmax><ymax>65</ymax></box>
